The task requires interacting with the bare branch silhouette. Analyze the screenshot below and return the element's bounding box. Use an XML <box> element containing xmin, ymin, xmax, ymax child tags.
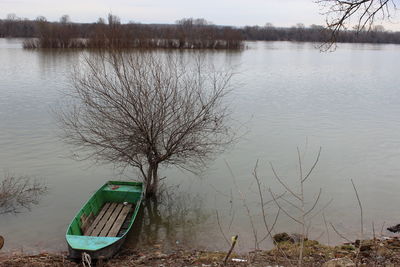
<box><xmin>318</xmin><ymin>0</ymin><xmax>397</xmax><ymax>47</ymax></box>
<box><xmin>0</xmin><ymin>173</ymin><xmax>47</xmax><ymax>214</ymax></box>
<box><xmin>268</xmin><ymin>147</ymin><xmax>324</xmax><ymax>267</ymax></box>
<box><xmin>58</xmin><ymin>51</ymin><xmax>234</xmax><ymax>197</ymax></box>
<box><xmin>330</xmin><ymin>222</ymin><xmax>353</xmax><ymax>243</ymax></box>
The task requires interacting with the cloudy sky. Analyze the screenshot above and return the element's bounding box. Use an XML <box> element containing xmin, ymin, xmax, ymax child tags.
<box><xmin>0</xmin><ymin>0</ymin><xmax>327</xmax><ymax>27</ymax></box>
<box><xmin>1</xmin><ymin>0</ymin><xmax>399</xmax><ymax>30</ymax></box>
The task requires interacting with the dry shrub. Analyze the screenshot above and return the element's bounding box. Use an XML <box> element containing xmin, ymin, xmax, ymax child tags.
<box><xmin>0</xmin><ymin>173</ymin><xmax>47</xmax><ymax>214</ymax></box>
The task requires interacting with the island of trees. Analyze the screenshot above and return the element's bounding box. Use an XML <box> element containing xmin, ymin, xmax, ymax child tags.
<box><xmin>1</xmin><ymin>13</ymin><xmax>400</xmax><ymax>49</ymax></box>
<box><xmin>0</xmin><ymin>14</ymin><xmax>243</xmax><ymax>49</ymax></box>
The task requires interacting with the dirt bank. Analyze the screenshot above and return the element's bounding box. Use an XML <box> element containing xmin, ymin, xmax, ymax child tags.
<box><xmin>2</xmin><ymin>237</ymin><xmax>400</xmax><ymax>266</ymax></box>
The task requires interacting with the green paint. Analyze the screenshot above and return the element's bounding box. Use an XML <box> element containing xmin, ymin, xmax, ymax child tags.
<box><xmin>66</xmin><ymin>181</ymin><xmax>143</xmax><ymax>251</ymax></box>
<box><xmin>66</xmin><ymin>235</ymin><xmax>119</xmax><ymax>251</ymax></box>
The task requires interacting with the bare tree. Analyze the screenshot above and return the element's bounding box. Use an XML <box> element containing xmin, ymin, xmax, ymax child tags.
<box><xmin>58</xmin><ymin>51</ymin><xmax>234</xmax><ymax>197</ymax></box>
<box><xmin>35</xmin><ymin>16</ymin><xmax>47</xmax><ymax>22</ymax></box>
<box><xmin>318</xmin><ymin>0</ymin><xmax>397</xmax><ymax>42</ymax></box>
<box><xmin>59</xmin><ymin>14</ymin><xmax>71</xmax><ymax>24</ymax></box>
<box><xmin>0</xmin><ymin>173</ymin><xmax>47</xmax><ymax>214</ymax></box>
<box><xmin>6</xmin><ymin>13</ymin><xmax>18</xmax><ymax>21</ymax></box>
<box><xmin>268</xmin><ymin>147</ymin><xmax>324</xmax><ymax>267</ymax></box>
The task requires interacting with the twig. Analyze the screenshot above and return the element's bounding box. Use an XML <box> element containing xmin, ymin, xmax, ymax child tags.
<box><xmin>269</xmin><ymin>188</ymin><xmax>302</xmax><ymax>224</ymax></box>
<box><xmin>323</xmin><ymin>212</ymin><xmax>330</xmax><ymax>246</ymax></box>
<box><xmin>330</xmin><ymin>222</ymin><xmax>353</xmax><ymax>243</ymax></box>
<box><xmin>225</xmin><ymin>161</ymin><xmax>259</xmax><ymax>249</ymax></box>
<box><xmin>253</xmin><ymin>161</ymin><xmax>279</xmax><ymax>242</ymax></box>
<box><xmin>372</xmin><ymin>222</ymin><xmax>376</xmax><ymax>240</ymax></box>
<box><xmin>257</xmin><ymin>207</ymin><xmax>281</xmax><ymax>244</ymax></box>
<box><xmin>215</xmin><ymin>210</ymin><xmax>230</xmax><ymax>246</ymax></box>
<box><xmin>249</xmin><ymin>161</ymin><xmax>293</xmax><ymax>266</ymax></box>
<box><xmin>302</xmin><ymin>147</ymin><xmax>322</xmax><ymax>183</ymax></box>
<box><xmin>0</xmin><ymin>173</ymin><xmax>47</xmax><ymax>214</ymax></box>
<box><xmin>263</xmin><ymin>192</ymin><xmax>286</xmax><ymax>207</ymax></box>
<box><xmin>372</xmin><ymin>222</ymin><xmax>378</xmax><ymax>267</ymax></box>
<box><xmin>223</xmin><ymin>235</ymin><xmax>238</xmax><ymax>266</ymax></box>
<box><xmin>309</xmin><ymin>198</ymin><xmax>333</xmax><ymax>221</ymax></box>
<box><xmin>351</xmin><ymin>178</ymin><xmax>364</xmax><ymax>267</ymax></box>
<box><xmin>279</xmin><ymin>195</ymin><xmax>302</xmax><ymax>212</ymax></box>
<box><xmin>304</xmin><ymin>188</ymin><xmax>322</xmax><ymax>217</ymax></box>
<box><xmin>228</xmin><ymin>189</ymin><xmax>235</xmax><ymax>230</ymax></box>
<box><xmin>269</xmin><ymin>147</ymin><xmax>323</xmax><ymax>267</ymax></box>
<box><xmin>380</xmin><ymin>221</ymin><xmax>386</xmax><ymax>237</ymax></box>
<box><xmin>351</xmin><ymin>179</ymin><xmax>364</xmax><ymax>238</ymax></box>
<box><xmin>270</xmin><ymin>163</ymin><xmax>301</xmax><ymax>201</ymax></box>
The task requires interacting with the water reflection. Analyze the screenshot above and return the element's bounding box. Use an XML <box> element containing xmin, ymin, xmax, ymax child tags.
<box><xmin>125</xmin><ymin>188</ymin><xmax>210</xmax><ymax>251</ymax></box>
<box><xmin>36</xmin><ymin>49</ymin><xmax>79</xmax><ymax>77</ymax></box>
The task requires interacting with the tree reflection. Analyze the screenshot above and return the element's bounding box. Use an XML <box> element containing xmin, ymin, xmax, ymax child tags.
<box><xmin>0</xmin><ymin>173</ymin><xmax>47</xmax><ymax>214</ymax></box>
<box><xmin>125</xmin><ymin>188</ymin><xmax>210</xmax><ymax>250</ymax></box>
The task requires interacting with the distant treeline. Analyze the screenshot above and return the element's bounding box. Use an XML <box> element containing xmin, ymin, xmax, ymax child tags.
<box><xmin>0</xmin><ymin>14</ymin><xmax>243</xmax><ymax>49</ymax></box>
<box><xmin>1</xmin><ymin>13</ymin><xmax>400</xmax><ymax>49</ymax></box>
<box><xmin>243</xmin><ymin>23</ymin><xmax>400</xmax><ymax>44</ymax></box>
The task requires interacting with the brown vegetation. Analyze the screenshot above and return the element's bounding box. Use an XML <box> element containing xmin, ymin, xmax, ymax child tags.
<box><xmin>2</xmin><ymin>13</ymin><xmax>400</xmax><ymax>48</ymax></box>
<box><xmin>0</xmin><ymin>173</ymin><xmax>47</xmax><ymax>214</ymax></box>
<box><xmin>18</xmin><ymin>14</ymin><xmax>243</xmax><ymax>49</ymax></box>
<box><xmin>3</xmin><ymin>237</ymin><xmax>400</xmax><ymax>266</ymax></box>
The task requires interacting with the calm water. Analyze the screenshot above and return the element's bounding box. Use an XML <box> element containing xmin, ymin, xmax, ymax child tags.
<box><xmin>1</xmin><ymin>39</ymin><xmax>400</xmax><ymax>253</ymax></box>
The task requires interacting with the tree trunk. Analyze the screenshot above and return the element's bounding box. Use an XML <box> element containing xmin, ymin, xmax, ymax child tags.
<box><xmin>152</xmin><ymin>164</ymin><xmax>159</xmax><ymax>194</ymax></box>
<box><xmin>145</xmin><ymin>163</ymin><xmax>159</xmax><ymax>198</ymax></box>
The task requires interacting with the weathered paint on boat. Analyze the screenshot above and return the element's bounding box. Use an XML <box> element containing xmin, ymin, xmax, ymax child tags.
<box><xmin>66</xmin><ymin>181</ymin><xmax>143</xmax><ymax>259</ymax></box>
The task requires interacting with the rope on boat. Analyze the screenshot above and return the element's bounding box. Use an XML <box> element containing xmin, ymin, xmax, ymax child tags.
<box><xmin>82</xmin><ymin>252</ymin><xmax>92</xmax><ymax>267</ymax></box>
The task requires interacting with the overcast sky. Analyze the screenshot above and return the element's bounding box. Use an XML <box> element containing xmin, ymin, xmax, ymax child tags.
<box><xmin>1</xmin><ymin>0</ymin><xmax>399</xmax><ymax>30</ymax></box>
<box><xmin>0</xmin><ymin>0</ymin><xmax>327</xmax><ymax>27</ymax></box>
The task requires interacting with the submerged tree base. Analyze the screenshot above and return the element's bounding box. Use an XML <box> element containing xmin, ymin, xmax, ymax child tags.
<box><xmin>2</xmin><ymin>237</ymin><xmax>400</xmax><ymax>266</ymax></box>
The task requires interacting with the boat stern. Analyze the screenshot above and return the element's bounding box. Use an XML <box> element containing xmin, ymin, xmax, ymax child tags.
<box><xmin>66</xmin><ymin>235</ymin><xmax>122</xmax><ymax>259</ymax></box>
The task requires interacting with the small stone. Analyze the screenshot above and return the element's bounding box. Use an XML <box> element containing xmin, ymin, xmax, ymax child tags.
<box><xmin>154</xmin><ymin>252</ymin><xmax>167</xmax><ymax>259</ymax></box>
<box><xmin>322</xmin><ymin>257</ymin><xmax>355</xmax><ymax>267</ymax></box>
<box><xmin>273</xmin><ymin>233</ymin><xmax>291</xmax><ymax>243</ymax></box>
<box><xmin>231</xmin><ymin>258</ymin><xmax>247</xmax><ymax>262</ymax></box>
<box><xmin>136</xmin><ymin>255</ymin><xmax>147</xmax><ymax>263</ymax></box>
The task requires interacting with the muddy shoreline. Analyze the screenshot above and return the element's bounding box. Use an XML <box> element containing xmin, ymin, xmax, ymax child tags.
<box><xmin>2</xmin><ymin>237</ymin><xmax>400</xmax><ymax>266</ymax></box>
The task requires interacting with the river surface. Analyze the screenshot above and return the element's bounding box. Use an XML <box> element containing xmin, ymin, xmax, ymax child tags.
<box><xmin>1</xmin><ymin>39</ymin><xmax>400</xmax><ymax>253</ymax></box>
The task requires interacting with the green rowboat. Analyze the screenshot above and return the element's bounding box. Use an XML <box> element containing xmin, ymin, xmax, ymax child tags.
<box><xmin>66</xmin><ymin>181</ymin><xmax>143</xmax><ymax>259</ymax></box>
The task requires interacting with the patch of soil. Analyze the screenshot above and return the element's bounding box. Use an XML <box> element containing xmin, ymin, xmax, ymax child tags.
<box><xmin>2</xmin><ymin>237</ymin><xmax>400</xmax><ymax>266</ymax></box>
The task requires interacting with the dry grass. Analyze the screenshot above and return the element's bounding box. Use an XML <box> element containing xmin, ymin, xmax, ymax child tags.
<box><xmin>3</xmin><ymin>237</ymin><xmax>400</xmax><ymax>267</ymax></box>
<box><xmin>0</xmin><ymin>252</ymin><xmax>76</xmax><ymax>267</ymax></box>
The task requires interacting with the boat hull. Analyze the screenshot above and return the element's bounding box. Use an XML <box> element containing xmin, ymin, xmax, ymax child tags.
<box><xmin>67</xmin><ymin>234</ymin><xmax>126</xmax><ymax>259</ymax></box>
<box><xmin>66</xmin><ymin>181</ymin><xmax>143</xmax><ymax>259</ymax></box>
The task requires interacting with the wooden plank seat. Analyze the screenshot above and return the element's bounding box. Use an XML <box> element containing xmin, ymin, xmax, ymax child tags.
<box><xmin>83</xmin><ymin>202</ymin><xmax>133</xmax><ymax>237</ymax></box>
